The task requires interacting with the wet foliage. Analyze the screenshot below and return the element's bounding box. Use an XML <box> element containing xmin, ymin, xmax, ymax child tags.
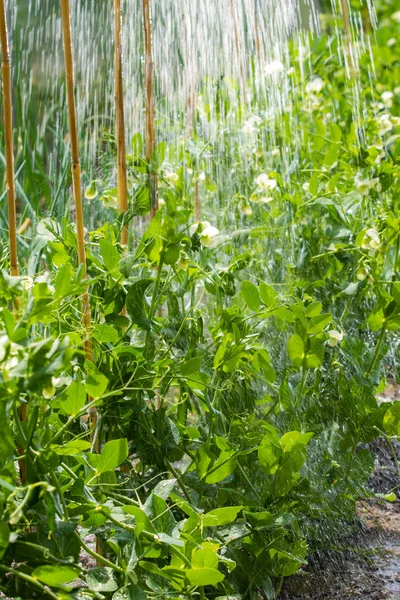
<box><xmin>0</xmin><ymin>1</ymin><xmax>400</xmax><ymax>599</ymax></box>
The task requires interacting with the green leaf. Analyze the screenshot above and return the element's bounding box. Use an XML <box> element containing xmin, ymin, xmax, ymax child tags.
<box><xmin>85</xmin><ymin>369</ymin><xmax>109</xmax><ymax>399</ymax></box>
<box><xmin>205</xmin><ymin>452</ymin><xmax>237</xmax><ymax>484</ymax></box>
<box><xmin>60</xmin><ymin>381</ymin><xmax>86</xmax><ymax>416</ymax></box>
<box><xmin>258</xmin><ymin>429</ymin><xmax>282</xmax><ymax>475</ymax></box>
<box><xmin>259</xmin><ymin>283</ymin><xmax>278</xmax><ymax>307</ymax></box>
<box><xmin>113</xmin><ymin>585</ymin><xmax>148</xmax><ymax>600</ymax></box>
<box><xmin>392</xmin><ymin>282</ymin><xmax>400</xmax><ymax>305</ymax></box>
<box><xmin>126</xmin><ymin>279</ymin><xmax>154</xmax><ymax>330</ymax></box>
<box><xmin>288</xmin><ymin>334</ymin><xmax>305</xmax><ymax>368</ymax></box>
<box><xmin>52</xmin><ymin>439</ymin><xmax>92</xmax><ymax>456</ymax></box>
<box><xmin>87</xmin><ymin>568</ymin><xmax>118</xmax><ymax>592</ymax></box>
<box><xmin>100</xmin><ymin>239</ymin><xmax>121</xmax><ymax>275</ymax></box>
<box><xmin>96</xmin><ymin>439</ymin><xmax>129</xmax><ymax>475</ymax></box>
<box><xmin>383</xmin><ymin>403</ymin><xmax>400</xmax><ymax>437</ymax></box>
<box><xmin>32</xmin><ymin>565</ymin><xmax>80</xmax><ymax>587</ymax></box>
<box><xmin>203</xmin><ymin>506</ymin><xmax>243</xmax><ymax>527</ymax></box>
<box><xmin>192</xmin><ymin>548</ymin><xmax>218</xmax><ymax>570</ymax></box>
<box><xmin>93</xmin><ymin>324</ymin><xmax>119</xmax><ymax>344</ymax></box>
<box><xmin>185</xmin><ymin>568</ymin><xmax>224</xmax><ymax>587</ymax></box>
<box><xmin>54</xmin><ymin>263</ymin><xmax>72</xmax><ymax>299</ymax></box>
<box><xmin>307</xmin><ymin>313</ymin><xmax>331</xmax><ymax>334</ymax></box>
<box><xmin>242</xmin><ymin>281</ymin><xmax>260</xmax><ymax>312</ymax></box>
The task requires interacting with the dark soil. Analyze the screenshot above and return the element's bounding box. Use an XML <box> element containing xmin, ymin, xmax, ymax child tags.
<box><xmin>279</xmin><ymin>438</ymin><xmax>400</xmax><ymax>600</ymax></box>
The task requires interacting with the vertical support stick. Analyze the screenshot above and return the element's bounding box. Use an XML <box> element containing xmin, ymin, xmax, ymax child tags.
<box><xmin>1</xmin><ymin>0</ymin><xmax>25</xmax><ymax>483</ymax></box>
<box><xmin>60</xmin><ymin>0</ymin><xmax>97</xmax><ymax>439</ymax></box>
<box><xmin>0</xmin><ymin>0</ymin><xmax>18</xmax><ymax>277</ymax></box>
<box><xmin>114</xmin><ymin>0</ymin><xmax>128</xmax><ymax>247</ymax></box>
<box><xmin>143</xmin><ymin>0</ymin><xmax>157</xmax><ymax>218</ymax></box>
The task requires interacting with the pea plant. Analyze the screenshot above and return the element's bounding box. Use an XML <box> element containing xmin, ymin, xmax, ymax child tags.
<box><xmin>1</xmin><ymin>1</ymin><xmax>400</xmax><ymax>600</ymax></box>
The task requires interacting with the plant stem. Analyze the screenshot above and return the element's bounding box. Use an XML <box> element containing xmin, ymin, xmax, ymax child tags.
<box><xmin>0</xmin><ymin>564</ymin><xmax>60</xmax><ymax>600</ymax></box>
<box><xmin>366</xmin><ymin>325</ymin><xmax>386</xmax><ymax>378</ymax></box>
<box><xmin>0</xmin><ymin>0</ymin><xmax>18</xmax><ymax>278</ymax></box>
<box><xmin>114</xmin><ymin>0</ymin><xmax>128</xmax><ymax>247</ymax></box>
<box><xmin>73</xmin><ymin>531</ymin><xmax>125</xmax><ymax>574</ymax></box>
<box><xmin>60</xmin><ymin>0</ymin><xmax>97</xmax><ymax>446</ymax></box>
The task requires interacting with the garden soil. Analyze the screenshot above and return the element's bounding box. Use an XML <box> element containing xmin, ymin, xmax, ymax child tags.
<box><xmin>279</xmin><ymin>438</ymin><xmax>400</xmax><ymax>600</ymax></box>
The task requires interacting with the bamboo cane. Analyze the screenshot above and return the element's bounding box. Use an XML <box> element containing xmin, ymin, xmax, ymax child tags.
<box><xmin>0</xmin><ymin>0</ymin><xmax>26</xmax><ymax>483</ymax></box>
<box><xmin>60</xmin><ymin>0</ymin><xmax>97</xmax><ymax>439</ymax></box>
<box><xmin>0</xmin><ymin>0</ymin><xmax>18</xmax><ymax>278</ymax></box>
<box><xmin>114</xmin><ymin>0</ymin><xmax>128</xmax><ymax>247</ymax></box>
<box><xmin>143</xmin><ymin>0</ymin><xmax>157</xmax><ymax>218</ymax></box>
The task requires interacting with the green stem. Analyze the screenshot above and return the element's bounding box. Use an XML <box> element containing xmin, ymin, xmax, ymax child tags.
<box><xmin>366</xmin><ymin>325</ymin><xmax>386</xmax><ymax>378</ymax></box>
<box><xmin>73</xmin><ymin>531</ymin><xmax>125</xmax><ymax>574</ymax></box>
<box><xmin>166</xmin><ymin>460</ymin><xmax>193</xmax><ymax>504</ymax></box>
<box><xmin>0</xmin><ymin>564</ymin><xmax>60</xmax><ymax>600</ymax></box>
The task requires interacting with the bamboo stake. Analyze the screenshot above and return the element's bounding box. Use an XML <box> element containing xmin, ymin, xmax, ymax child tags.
<box><xmin>0</xmin><ymin>0</ymin><xmax>18</xmax><ymax>278</ymax></box>
<box><xmin>143</xmin><ymin>0</ymin><xmax>157</xmax><ymax>218</ymax></box>
<box><xmin>114</xmin><ymin>0</ymin><xmax>128</xmax><ymax>247</ymax></box>
<box><xmin>0</xmin><ymin>0</ymin><xmax>26</xmax><ymax>483</ymax></box>
<box><xmin>60</xmin><ymin>0</ymin><xmax>97</xmax><ymax>439</ymax></box>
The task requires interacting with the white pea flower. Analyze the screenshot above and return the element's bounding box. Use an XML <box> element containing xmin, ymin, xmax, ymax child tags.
<box><xmin>365</xmin><ymin>228</ymin><xmax>381</xmax><ymax>249</ymax></box>
<box><xmin>200</xmin><ymin>225</ymin><xmax>220</xmax><ymax>248</ymax></box>
<box><xmin>42</xmin><ymin>378</ymin><xmax>56</xmax><ymax>400</ymax></box>
<box><xmin>357</xmin><ymin>269</ymin><xmax>367</xmax><ymax>281</ymax></box>
<box><xmin>241</xmin><ymin>204</ymin><xmax>253</xmax><ymax>216</ymax></box>
<box><xmin>177</xmin><ymin>254</ymin><xmax>190</xmax><ymax>271</ymax></box>
<box><xmin>250</xmin><ymin>194</ymin><xmax>273</xmax><ymax>204</ymax></box>
<box><xmin>164</xmin><ymin>171</ymin><xmax>179</xmax><ymax>184</ymax></box>
<box><xmin>190</xmin><ymin>221</ymin><xmax>220</xmax><ymax>247</ymax></box>
<box><xmin>264</xmin><ymin>60</ymin><xmax>285</xmax><ymax>76</ymax></box>
<box><xmin>381</xmin><ymin>91</ymin><xmax>394</xmax><ymax>107</ymax></box>
<box><xmin>356</xmin><ymin>177</ymin><xmax>381</xmax><ymax>196</ymax></box>
<box><xmin>242</xmin><ymin>115</ymin><xmax>263</xmax><ymax>134</ymax></box>
<box><xmin>101</xmin><ymin>192</ymin><xmax>119</xmax><ymax>210</ymax></box>
<box><xmin>378</xmin><ymin>114</ymin><xmax>393</xmax><ymax>135</ymax></box>
<box><xmin>328</xmin><ymin>330</ymin><xmax>344</xmax><ymax>347</ymax></box>
<box><xmin>392</xmin><ymin>11</ymin><xmax>400</xmax><ymax>23</ymax></box>
<box><xmin>272</xmin><ymin>148</ymin><xmax>280</xmax><ymax>157</ymax></box>
<box><xmin>21</xmin><ymin>277</ymin><xmax>33</xmax><ymax>291</ymax></box>
<box><xmin>356</xmin><ymin>179</ymin><xmax>372</xmax><ymax>195</ymax></box>
<box><xmin>306</xmin><ymin>77</ymin><xmax>324</xmax><ymax>93</ymax></box>
<box><xmin>255</xmin><ymin>173</ymin><xmax>278</xmax><ymax>190</ymax></box>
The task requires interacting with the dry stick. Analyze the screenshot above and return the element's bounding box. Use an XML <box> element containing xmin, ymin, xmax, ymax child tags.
<box><xmin>114</xmin><ymin>0</ymin><xmax>128</xmax><ymax>247</ymax></box>
<box><xmin>0</xmin><ymin>0</ymin><xmax>17</xmax><ymax>278</ymax></box>
<box><xmin>340</xmin><ymin>0</ymin><xmax>355</xmax><ymax>77</ymax></box>
<box><xmin>143</xmin><ymin>0</ymin><xmax>157</xmax><ymax>218</ymax></box>
<box><xmin>0</xmin><ymin>0</ymin><xmax>26</xmax><ymax>484</ymax></box>
<box><xmin>60</xmin><ymin>0</ymin><xmax>98</xmax><ymax>443</ymax></box>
